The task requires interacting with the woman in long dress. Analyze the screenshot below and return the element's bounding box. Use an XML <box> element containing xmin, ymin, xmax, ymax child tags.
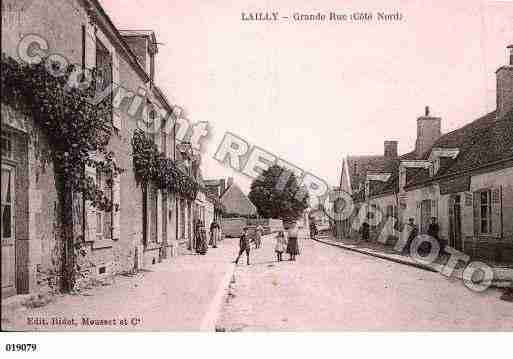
<box><xmin>196</xmin><ymin>220</ymin><xmax>208</xmax><ymax>255</ymax></box>
<box><xmin>286</xmin><ymin>222</ymin><xmax>300</xmax><ymax>261</ymax></box>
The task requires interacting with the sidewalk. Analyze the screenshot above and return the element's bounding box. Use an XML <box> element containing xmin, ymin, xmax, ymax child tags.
<box><xmin>1</xmin><ymin>238</ymin><xmax>240</xmax><ymax>331</ymax></box>
<box><xmin>315</xmin><ymin>235</ymin><xmax>513</xmax><ymax>289</ymax></box>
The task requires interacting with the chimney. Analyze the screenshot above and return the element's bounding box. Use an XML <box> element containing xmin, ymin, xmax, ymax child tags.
<box><xmin>496</xmin><ymin>45</ymin><xmax>513</xmax><ymax>119</ymax></box>
<box><xmin>384</xmin><ymin>140</ymin><xmax>398</xmax><ymax>159</ymax></box>
<box><xmin>415</xmin><ymin>106</ymin><xmax>441</xmax><ymax>157</ymax></box>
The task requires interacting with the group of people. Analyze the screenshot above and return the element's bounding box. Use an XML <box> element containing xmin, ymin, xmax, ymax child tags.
<box><xmin>194</xmin><ymin>219</ymin><xmax>222</xmax><ymax>255</ymax></box>
<box><xmin>358</xmin><ymin>216</ymin><xmax>443</xmax><ymax>255</ymax></box>
<box><xmin>234</xmin><ymin>223</ymin><xmax>301</xmax><ymax>265</ymax></box>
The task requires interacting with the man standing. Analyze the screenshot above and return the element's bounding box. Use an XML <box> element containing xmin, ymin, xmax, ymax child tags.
<box><xmin>404</xmin><ymin>218</ymin><xmax>418</xmax><ymax>255</ymax></box>
<box><xmin>210</xmin><ymin>220</ymin><xmax>219</xmax><ymax>248</ymax></box>
<box><xmin>427</xmin><ymin>217</ymin><xmax>441</xmax><ymax>250</ymax></box>
<box><xmin>234</xmin><ymin>227</ymin><xmax>253</xmax><ymax>265</ymax></box>
<box><xmin>309</xmin><ymin>220</ymin><xmax>318</xmax><ymax>239</ymax></box>
<box><xmin>360</xmin><ymin>221</ymin><xmax>370</xmax><ymax>242</ymax></box>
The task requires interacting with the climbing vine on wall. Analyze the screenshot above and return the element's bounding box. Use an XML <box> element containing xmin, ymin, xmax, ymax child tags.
<box><xmin>1</xmin><ymin>54</ymin><xmax>124</xmax><ymax>210</ymax></box>
<box><xmin>131</xmin><ymin>129</ymin><xmax>199</xmax><ymax>200</ymax></box>
<box><xmin>1</xmin><ymin>54</ymin><xmax>124</xmax><ymax>292</ymax></box>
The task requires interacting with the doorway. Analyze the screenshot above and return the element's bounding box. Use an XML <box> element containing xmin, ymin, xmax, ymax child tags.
<box><xmin>448</xmin><ymin>195</ymin><xmax>462</xmax><ymax>251</ymax></box>
<box><xmin>1</xmin><ymin>164</ymin><xmax>16</xmax><ymax>298</ymax></box>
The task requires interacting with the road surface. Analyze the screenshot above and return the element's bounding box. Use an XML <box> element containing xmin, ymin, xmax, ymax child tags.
<box><xmin>217</xmin><ymin>231</ymin><xmax>513</xmax><ymax>331</ymax></box>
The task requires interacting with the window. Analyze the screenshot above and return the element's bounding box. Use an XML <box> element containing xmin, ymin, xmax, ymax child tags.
<box><xmin>480</xmin><ymin>190</ymin><xmax>492</xmax><ymax>234</ymax></box>
<box><xmin>161</xmin><ymin>127</ymin><xmax>167</xmax><ymax>156</ymax></box>
<box><xmin>430</xmin><ymin>158</ymin><xmax>440</xmax><ymax>176</ymax></box>
<box><xmin>96</xmin><ymin>37</ymin><xmax>113</xmax><ymax>122</ymax></box>
<box><xmin>95</xmin><ymin>171</ymin><xmax>113</xmax><ymax>241</ymax></box>
<box><xmin>473</xmin><ymin>189</ymin><xmax>494</xmax><ymax>236</ymax></box>
<box><xmin>1</xmin><ymin>132</ymin><xmax>13</xmax><ymax>159</ymax></box>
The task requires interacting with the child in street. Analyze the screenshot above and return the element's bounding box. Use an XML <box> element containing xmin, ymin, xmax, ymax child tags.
<box><xmin>234</xmin><ymin>227</ymin><xmax>253</xmax><ymax>265</ymax></box>
<box><xmin>274</xmin><ymin>230</ymin><xmax>287</xmax><ymax>261</ymax></box>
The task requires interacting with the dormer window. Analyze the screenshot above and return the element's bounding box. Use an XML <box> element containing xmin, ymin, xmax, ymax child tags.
<box><xmin>430</xmin><ymin>158</ymin><xmax>440</xmax><ymax>176</ymax></box>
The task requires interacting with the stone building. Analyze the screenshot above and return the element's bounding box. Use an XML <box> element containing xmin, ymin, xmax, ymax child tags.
<box><xmin>1</xmin><ymin>0</ymin><xmax>199</xmax><ymax>297</ymax></box>
<box><xmin>337</xmin><ymin>45</ymin><xmax>513</xmax><ymax>263</ymax></box>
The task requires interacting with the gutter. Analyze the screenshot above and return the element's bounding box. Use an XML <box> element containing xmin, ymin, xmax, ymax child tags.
<box><xmin>403</xmin><ymin>156</ymin><xmax>513</xmax><ymax>191</ymax></box>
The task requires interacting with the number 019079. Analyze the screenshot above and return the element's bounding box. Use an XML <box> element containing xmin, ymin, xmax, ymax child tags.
<box><xmin>5</xmin><ymin>344</ymin><xmax>38</xmax><ymax>352</ymax></box>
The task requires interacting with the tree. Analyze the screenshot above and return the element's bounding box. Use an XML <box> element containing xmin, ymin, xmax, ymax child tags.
<box><xmin>248</xmin><ymin>165</ymin><xmax>309</xmax><ymax>223</ymax></box>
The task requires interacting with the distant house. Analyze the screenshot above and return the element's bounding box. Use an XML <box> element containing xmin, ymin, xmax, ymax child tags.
<box><xmin>219</xmin><ymin>178</ymin><xmax>257</xmax><ymax>217</ymax></box>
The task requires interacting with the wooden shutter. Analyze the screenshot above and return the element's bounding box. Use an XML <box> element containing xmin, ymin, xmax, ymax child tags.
<box><xmin>112</xmin><ymin>51</ymin><xmax>121</xmax><ymax>130</ymax></box>
<box><xmin>84</xmin><ymin>164</ymin><xmax>97</xmax><ymax>242</ymax></box>
<box><xmin>112</xmin><ymin>174</ymin><xmax>121</xmax><ymax>240</ymax></box>
<box><xmin>473</xmin><ymin>191</ymin><xmax>480</xmax><ymax>236</ymax></box>
<box><xmin>84</xmin><ymin>23</ymin><xmax>96</xmax><ymax>69</ymax></box>
<box><xmin>491</xmin><ymin>186</ymin><xmax>502</xmax><ymax>238</ymax></box>
<box><xmin>416</xmin><ymin>201</ymin><xmax>421</xmax><ymax>230</ymax></box>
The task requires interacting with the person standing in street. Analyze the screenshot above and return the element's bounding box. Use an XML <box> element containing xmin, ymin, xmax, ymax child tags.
<box><xmin>210</xmin><ymin>220</ymin><xmax>220</xmax><ymax>248</ymax></box>
<box><xmin>360</xmin><ymin>221</ymin><xmax>370</xmax><ymax>243</ymax></box>
<box><xmin>197</xmin><ymin>220</ymin><xmax>208</xmax><ymax>255</ymax></box>
<box><xmin>254</xmin><ymin>224</ymin><xmax>263</xmax><ymax>248</ymax></box>
<box><xmin>404</xmin><ymin>218</ymin><xmax>418</xmax><ymax>255</ymax></box>
<box><xmin>286</xmin><ymin>222</ymin><xmax>300</xmax><ymax>261</ymax></box>
<box><xmin>427</xmin><ymin>216</ymin><xmax>441</xmax><ymax>250</ymax></box>
<box><xmin>274</xmin><ymin>230</ymin><xmax>287</xmax><ymax>261</ymax></box>
<box><xmin>309</xmin><ymin>220</ymin><xmax>318</xmax><ymax>239</ymax></box>
<box><xmin>234</xmin><ymin>227</ymin><xmax>253</xmax><ymax>265</ymax></box>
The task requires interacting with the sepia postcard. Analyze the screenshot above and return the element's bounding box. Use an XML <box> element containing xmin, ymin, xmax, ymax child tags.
<box><xmin>1</xmin><ymin>0</ymin><xmax>512</xmax><ymax>356</ymax></box>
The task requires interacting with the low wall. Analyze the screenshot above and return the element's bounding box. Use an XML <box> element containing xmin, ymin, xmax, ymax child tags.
<box><xmin>221</xmin><ymin>218</ymin><xmax>247</xmax><ymax>237</ymax></box>
<box><xmin>247</xmin><ymin>218</ymin><xmax>284</xmax><ymax>234</ymax></box>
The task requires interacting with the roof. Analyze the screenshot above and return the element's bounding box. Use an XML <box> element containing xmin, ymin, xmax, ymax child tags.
<box><xmin>340</xmin><ymin>149</ymin><xmax>420</xmax><ymax>201</ymax></box>
<box><xmin>220</xmin><ymin>182</ymin><xmax>257</xmax><ymax>216</ymax></box>
<box><xmin>406</xmin><ymin>110</ymin><xmax>513</xmax><ymax>188</ymax></box>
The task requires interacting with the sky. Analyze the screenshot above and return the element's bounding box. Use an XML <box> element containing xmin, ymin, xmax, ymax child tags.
<box><xmin>100</xmin><ymin>0</ymin><xmax>513</xmax><ymax>194</ymax></box>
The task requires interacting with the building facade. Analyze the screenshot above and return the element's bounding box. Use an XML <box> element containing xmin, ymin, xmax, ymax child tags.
<box><xmin>1</xmin><ymin>0</ymin><xmax>202</xmax><ymax>298</ymax></box>
<box><xmin>336</xmin><ymin>46</ymin><xmax>513</xmax><ymax>264</ymax></box>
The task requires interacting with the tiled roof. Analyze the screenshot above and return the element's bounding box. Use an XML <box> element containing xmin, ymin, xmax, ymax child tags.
<box><xmin>345</xmin><ymin>149</ymin><xmax>420</xmax><ymax>200</ymax></box>
<box><xmin>346</xmin><ymin>155</ymin><xmax>391</xmax><ymax>192</ymax></box>
<box><xmin>406</xmin><ymin>110</ymin><xmax>513</xmax><ymax>188</ymax></box>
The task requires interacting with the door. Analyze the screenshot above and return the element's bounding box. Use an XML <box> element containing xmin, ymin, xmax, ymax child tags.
<box><xmin>420</xmin><ymin>199</ymin><xmax>432</xmax><ymax>234</ymax></box>
<box><xmin>1</xmin><ymin>165</ymin><xmax>16</xmax><ymax>298</ymax></box>
<box><xmin>449</xmin><ymin>195</ymin><xmax>462</xmax><ymax>251</ymax></box>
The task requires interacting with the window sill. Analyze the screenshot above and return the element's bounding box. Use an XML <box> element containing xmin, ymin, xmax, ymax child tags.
<box><xmin>92</xmin><ymin>239</ymin><xmax>113</xmax><ymax>249</ymax></box>
<box><xmin>144</xmin><ymin>243</ymin><xmax>162</xmax><ymax>251</ymax></box>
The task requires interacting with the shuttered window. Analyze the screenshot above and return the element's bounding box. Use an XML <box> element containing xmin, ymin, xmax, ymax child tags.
<box><xmin>85</xmin><ymin>164</ymin><xmax>119</xmax><ymax>244</ymax></box>
<box><xmin>473</xmin><ymin>188</ymin><xmax>501</xmax><ymax>237</ymax></box>
<box><xmin>96</xmin><ymin>171</ymin><xmax>112</xmax><ymax>241</ymax></box>
<box><xmin>96</xmin><ymin>37</ymin><xmax>113</xmax><ymax>124</ymax></box>
<box><xmin>480</xmin><ymin>191</ymin><xmax>492</xmax><ymax>234</ymax></box>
